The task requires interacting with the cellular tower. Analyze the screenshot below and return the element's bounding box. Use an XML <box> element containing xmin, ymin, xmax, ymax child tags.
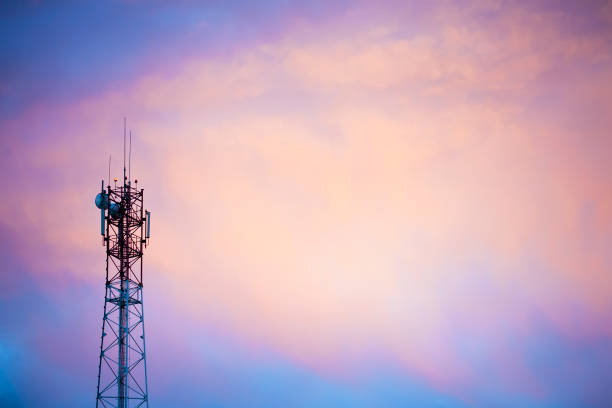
<box><xmin>94</xmin><ymin>122</ymin><xmax>151</xmax><ymax>408</ymax></box>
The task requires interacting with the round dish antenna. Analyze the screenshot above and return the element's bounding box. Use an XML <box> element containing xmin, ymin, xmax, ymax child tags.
<box><xmin>95</xmin><ymin>192</ymin><xmax>109</xmax><ymax>210</ymax></box>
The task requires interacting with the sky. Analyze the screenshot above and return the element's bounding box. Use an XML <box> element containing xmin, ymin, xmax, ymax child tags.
<box><xmin>1</xmin><ymin>0</ymin><xmax>612</xmax><ymax>406</ymax></box>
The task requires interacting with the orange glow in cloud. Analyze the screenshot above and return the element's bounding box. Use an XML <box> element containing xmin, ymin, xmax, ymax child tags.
<box><xmin>2</xmin><ymin>1</ymin><xmax>612</xmax><ymax>399</ymax></box>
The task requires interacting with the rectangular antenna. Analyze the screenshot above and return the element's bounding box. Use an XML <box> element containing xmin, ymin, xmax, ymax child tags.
<box><xmin>100</xmin><ymin>180</ymin><xmax>105</xmax><ymax>236</ymax></box>
<box><xmin>146</xmin><ymin>211</ymin><xmax>151</xmax><ymax>239</ymax></box>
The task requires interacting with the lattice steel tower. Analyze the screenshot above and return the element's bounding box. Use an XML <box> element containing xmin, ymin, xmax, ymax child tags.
<box><xmin>94</xmin><ymin>124</ymin><xmax>151</xmax><ymax>408</ymax></box>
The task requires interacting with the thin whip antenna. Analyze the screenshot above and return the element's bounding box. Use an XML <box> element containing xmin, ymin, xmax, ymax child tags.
<box><xmin>129</xmin><ymin>131</ymin><xmax>132</xmax><ymax>183</ymax></box>
<box><xmin>123</xmin><ymin>117</ymin><xmax>127</xmax><ymax>186</ymax></box>
<box><xmin>108</xmin><ymin>155</ymin><xmax>111</xmax><ymax>185</ymax></box>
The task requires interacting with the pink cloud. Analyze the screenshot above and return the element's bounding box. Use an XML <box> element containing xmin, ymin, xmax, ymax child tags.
<box><xmin>2</xmin><ymin>0</ymin><xmax>612</xmax><ymax>399</ymax></box>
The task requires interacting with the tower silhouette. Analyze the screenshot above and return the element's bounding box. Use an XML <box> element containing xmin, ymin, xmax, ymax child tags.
<box><xmin>95</xmin><ymin>125</ymin><xmax>151</xmax><ymax>408</ymax></box>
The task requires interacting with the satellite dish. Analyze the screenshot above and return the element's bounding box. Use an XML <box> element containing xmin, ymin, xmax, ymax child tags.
<box><xmin>110</xmin><ymin>202</ymin><xmax>121</xmax><ymax>219</ymax></box>
<box><xmin>95</xmin><ymin>192</ymin><xmax>109</xmax><ymax>210</ymax></box>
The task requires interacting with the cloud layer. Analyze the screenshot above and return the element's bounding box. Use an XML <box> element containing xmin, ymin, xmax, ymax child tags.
<box><xmin>2</xmin><ymin>1</ymin><xmax>612</xmax><ymax>406</ymax></box>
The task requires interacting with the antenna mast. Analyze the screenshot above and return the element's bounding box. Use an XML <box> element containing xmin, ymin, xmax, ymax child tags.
<box><xmin>94</xmin><ymin>121</ymin><xmax>151</xmax><ymax>408</ymax></box>
<box><xmin>129</xmin><ymin>130</ymin><xmax>132</xmax><ymax>183</ymax></box>
<box><xmin>123</xmin><ymin>117</ymin><xmax>127</xmax><ymax>186</ymax></box>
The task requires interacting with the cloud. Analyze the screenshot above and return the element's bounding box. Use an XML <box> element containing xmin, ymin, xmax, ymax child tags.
<box><xmin>2</xmin><ymin>1</ymin><xmax>612</xmax><ymax>404</ymax></box>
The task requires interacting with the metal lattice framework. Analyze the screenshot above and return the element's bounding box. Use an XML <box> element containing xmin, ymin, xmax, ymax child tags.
<box><xmin>96</xmin><ymin>183</ymin><xmax>149</xmax><ymax>408</ymax></box>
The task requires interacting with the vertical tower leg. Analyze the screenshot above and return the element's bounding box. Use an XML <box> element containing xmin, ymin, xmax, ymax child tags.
<box><xmin>118</xmin><ymin>275</ymin><xmax>129</xmax><ymax>408</ymax></box>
